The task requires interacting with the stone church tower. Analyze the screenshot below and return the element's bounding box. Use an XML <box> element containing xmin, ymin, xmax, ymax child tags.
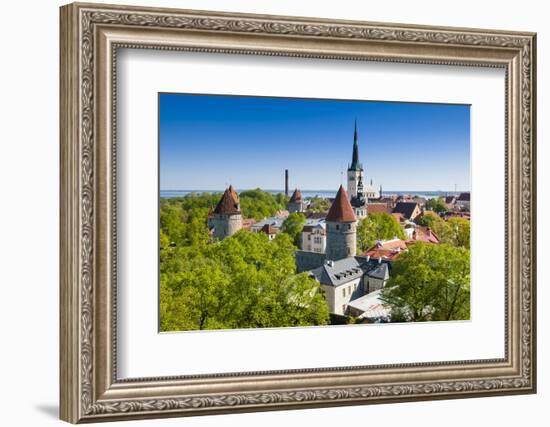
<box><xmin>347</xmin><ymin>120</ymin><xmax>368</xmax><ymax>218</ymax></box>
<box><xmin>347</xmin><ymin>120</ymin><xmax>363</xmax><ymax>199</ymax></box>
<box><xmin>325</xmin><ymin>185</ymin><xmax>357</xmax><ymax>261</ymax></box>
<box><xmin>210</xmin><ymin>185</ymin><xmax>242</xmax><ymax>240</ymax></box>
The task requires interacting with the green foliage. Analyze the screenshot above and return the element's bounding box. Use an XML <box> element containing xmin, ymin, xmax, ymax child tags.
<box><xmin>417</xmin><ymin>211</ymin><xmax>441</xmax><ymax>227</ymax></box>
<box><xmin>178</xmin><ymin>192</ymin><xmax>222</xmax><ymax>211</ymax></box>
<box><xmin>417</xmin><ymin>212</ymin><xmax>470</xmax><ymax>249</ymax></box>
<box><xmin>445</xmin><ymin>217</ymin><xmax>470</xmax><ymax>248</ymax></box>
<box><xmin>357</xmin><ymin>212</ymin><xmax>406</xmax><ymax>252</ymax></box>
<box><xmin>273</xmin><ymin>192</ymin><xmax>289</xmax><ymax>207</ymax></box>
<box><xmin>307</xmin><ymin>196</ymin><xmax>331</xmax><ymax>213</ymax></box>
<box><xmin>282</xmin><ymin>212</ymin><xmax>307</xmax><ymax>246</ymax></box>
<box><xmin>425</xmin><ymin>197</ymin><xmax>448</xmax><ymax>213</ymax></box>
<box><xmin>380</xmin><ymin>242</ymin><xmax>470</xmax><ymax>322</ymax></box>
<box><xmin>159</xmin><ymin>193</ymin><xmax>329</xmax><ymax>332</ymax></box>
<box><xmin>419</xmin><ymin>215</ymin><xmax>470</xmax><ymax>249</ymax></box>
<box><xmin>160</xmin><ymin>200</ymin><xmax>212</xmax><ymax>250</ymax></box>
<box><xmin>239</xmin><ymin>188</ymin><xmax>286</xmax><ymax>220</ymax></box>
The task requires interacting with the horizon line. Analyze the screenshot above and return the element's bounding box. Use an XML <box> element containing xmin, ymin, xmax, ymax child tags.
<box><xmin>160</xmin><ymin>188</ymin><xmax>471</xmax><ymax>193</ymax></box>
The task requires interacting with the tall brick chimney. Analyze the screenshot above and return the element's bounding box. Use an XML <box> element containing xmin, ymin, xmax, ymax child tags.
<box><xmin>285</xmin><ymin>169</ymin><xmax>289</xmax><ymax>197</ymax></box>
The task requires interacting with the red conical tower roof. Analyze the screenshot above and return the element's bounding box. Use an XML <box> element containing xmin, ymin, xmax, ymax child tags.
<box><xmin>326</xmin><ymin>185</ymin><xmax>357</xmax><ymax>222</ymax></box>
<box><xmin>228</xmin><ymin>185</ymin><xmax>240</xmax><ymax>204</ymax></box>
<box><xmin>289</xmin><ymin>188</ymin><xmax>302</xmax><ymax>203</ymax></box>
<box><xmin>214</xmin><ymin>187</ymin><xmax>240</xmax><ymax>215</ymax></box>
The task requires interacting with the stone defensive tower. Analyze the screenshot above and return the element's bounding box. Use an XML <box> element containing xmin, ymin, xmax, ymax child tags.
<box><xmin>325</xmin><ymin>185</ymin><xmax>357</xmax><ymax>261</ymax></box>
<box><xmin>287</xmin><ymin>188</ymin><xmax>305</xmax><ymax>213</ymax></box>
<box><xmin>210</xmin><ymin>185</ymin><xmax>242</xmax><ymax>240</ymax></box>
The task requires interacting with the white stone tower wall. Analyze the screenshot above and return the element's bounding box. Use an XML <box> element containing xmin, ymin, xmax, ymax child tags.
<box><xmin>212</xmin><ymin>213</ymin><xmax>242</xmax><ymax>240</ymax></box>
<box><xmin>325</xmin><ymin>221</ymin><xmax>357</xmax><ymax>261</ymax></box>
<box><xmin>287</xmin><ymin>201</ymin><xmax>303</xmax><ymax>213</ymax></box>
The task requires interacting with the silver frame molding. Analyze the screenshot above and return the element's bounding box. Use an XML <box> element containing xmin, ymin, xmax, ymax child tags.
<box><xmin>60</xmin><ymin>2</ymin><xmax>537</xmax><ymax>423</ymax></box>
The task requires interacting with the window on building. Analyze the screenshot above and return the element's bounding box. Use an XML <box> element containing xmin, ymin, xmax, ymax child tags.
<box><xmin>336</xmin><ymin>224</ymin><xmax>340</xmax><ymax>230</ymax></box>
<box><xmin>348</xmin><ymin>224</ymin><xmax>351</xmax><ymax>230</ymax></box>
<box><xmin>342</xmin><ymin>304</ymin><xmax>346</xmax><ymax>314</ymax></box>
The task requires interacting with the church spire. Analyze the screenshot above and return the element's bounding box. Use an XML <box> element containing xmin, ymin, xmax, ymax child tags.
<box><xmin>349</xmin><ymin>119</ymin><xmax>362</xmax><ymax>171</ymax></box>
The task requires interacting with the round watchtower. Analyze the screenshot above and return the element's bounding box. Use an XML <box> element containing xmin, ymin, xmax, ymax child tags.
<box><xmin>325</xmin><ymin>185</ymin><xmax>357</xmax><ymax>261</ymax></box>
<box><xmin>210</xmin><ymin>186</ymin><xmax>242</xmax><ymax>240</ymax></box>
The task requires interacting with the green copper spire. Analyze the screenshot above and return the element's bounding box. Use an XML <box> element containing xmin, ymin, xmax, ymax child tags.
<box><xmin>348</xmin><ymin>119</ymin><xmax>363</xmax><ymax>171</ymax></box>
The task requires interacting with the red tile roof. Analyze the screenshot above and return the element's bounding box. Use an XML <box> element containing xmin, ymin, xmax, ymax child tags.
<box><xmin>364</xmin><ymin>239</ymin><xmax>409</xmax><ymax>261</ymax></box>
<box><xmin>213</xmin><ymin>188</ymin><xmax>240</xmax><ymax>215</ymax></box>
<box><xmin>228</xmin><ymin>185</ymin><xmax>240</xmax><ymax>204</ymax></box>
<box><xmin>325</xmin><ymin>186</ymin><xmax>357</xmax><ymax>222</ymax></box>
<box><xmin>375</xmin><ymin>239</ymin><xmax>408</xmax><ymax>250</ymax></box>
<box><xmin>367</xmin><ymin>203</ymin><xmax>392</xmax><ymax>215</ymax></box>
<box><xmin>410</xmin><ymin>226</ymin><xmax>440</xmax><ymax>244</ymax></box>
<box><xmin>364</xmin><ymin>248</ymin><xmax>402</xmax><ymax>261</ymax></box>
<box><xmin>241</xmin><ymin>219</ymin><xmax>257</xmax><ymax>230</ymax></box>
<box><xmin>261</xmin><ymin>223</ymin><xmax>279</xmax><ymax>235</ymax></box>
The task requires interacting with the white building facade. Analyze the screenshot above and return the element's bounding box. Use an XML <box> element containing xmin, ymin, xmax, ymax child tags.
<box><xmin>301</xmin><ymin>223</ymin><xmax>326</xmax><ymax>253</ymax></box>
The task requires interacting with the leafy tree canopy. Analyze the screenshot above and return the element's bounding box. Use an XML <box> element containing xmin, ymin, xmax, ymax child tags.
<box><xmin>357</xmin><ymin>212</ymin><xmax>406</xmax><ymax>252</ymax></box>
<box><xmin>425</xmin><ymin>196</ymin><xmax>448</xmax><ymax>213</ymax></box>
<box><xmin>239</xmin><ymin>188</ymin><xmax>287</xmax><ymax>220</ymax></box>
<box><xmin>282</xmin><ymin>212</ymin><xmax>307</xmax><ymax>246</ymax></box>
<box><xmin>307</xmin><ymin>196</ymin><xmax>331</xmax><ymax>214</ymax></box>
<box><xmin>417</xmin><ymin>211</ymin><xmax>441</xmax><ymax>228</ymax></box>
<box><xmin>159</xmin><ymin>194</ymin><xmax>330</xmax><ymax>331</ymax></box>
<box><xmin>380</xmin><ymin>242</ymin><xmax>470</xmax><ymax>322</ymax></box>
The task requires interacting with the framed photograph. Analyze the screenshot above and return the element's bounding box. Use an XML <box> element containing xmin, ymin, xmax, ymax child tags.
<box><xmin>60</xmin><ymin>2</ymin><xmax>537</xmax><ymax>423</ymax></box>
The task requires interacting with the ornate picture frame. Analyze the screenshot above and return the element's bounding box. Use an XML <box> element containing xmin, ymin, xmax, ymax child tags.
<box><xmin>60</xmin><ymin>2</ymin><xmax>536</xmax><ymax>423</ymax></box>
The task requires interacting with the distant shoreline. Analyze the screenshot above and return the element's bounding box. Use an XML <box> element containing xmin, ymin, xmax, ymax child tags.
<box><xmin>160</xmin><ymin>189</ymin><xmax>468</xmax><ymax>199</ymax></box>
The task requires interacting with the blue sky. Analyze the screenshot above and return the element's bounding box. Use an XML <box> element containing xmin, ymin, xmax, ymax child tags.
<box><xmin>159</xmin><ymin>93</ymin><xmax>470</xmax><ymax>192</ymax></box>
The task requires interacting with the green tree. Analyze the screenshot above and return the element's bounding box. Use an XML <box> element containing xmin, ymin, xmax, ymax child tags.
<box><xmin>419</xmin><ymin>214</ymin><xmax>470</xmax><ymax>249</ymax></box>
<box><xmin>307</xmin><ymin>196</ymin><xmax>331</xmax><ymax>213</ymax></box>
<box><xmin>160</xmin><ymin>257</ymin><xmax>231</xmax><ymax>331</ymax></box>
<box><xmin>381</xmin><ymin>242</ymin><xmax>470</xmax><ymax>322</ymax></box>
<box><xmin>159</xmin><ymin>227</ymin><xmax>330</xmax><ymax>331</ymax></box>
<box><xmin>417</xmin><ymin>211</ymin><xmax>441</xmax><ymax>228</ymax></box>
<box><xmin>446</xmin><ymin>217</ymin><xmax>470</xmax><ymax>248</ymax></box>
<box><xmin>239</xmin><ymin>188</ymin><xmax>286</xmax><ymax>220</ymax></box>
<box><xmin>425</xmin><ymin>197</ymin><xmax>448</xmax><ymax>213</ymax></box>
<box><xmin>282</xmin><ymin>212</ymin><xmax>306</xmax><ymax>246</ymax></box>
<box><xmin>357</xmin><ymin>212</ymin><xmax>406</xmax><ymax>252</ymax></box>
<box><xmin>159</xmin><ymin>202</ymin><xmax>187</xmax><ymax>247</ymax></box>
<box><xmin>273</xmin><ymin>192</ymin><xmax>289</xmax><ymax>207</ymax></box>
